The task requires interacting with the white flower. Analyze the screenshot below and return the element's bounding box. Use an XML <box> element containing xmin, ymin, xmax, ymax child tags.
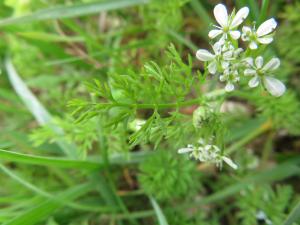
<box><xmin>244</xmin><ymin>56</ymin><xmax>286</xmax><ymax>97</ymax></box>
<box><xmin>178</xmin><ymin>139</ymin><xmax>238</xmax><ymax>170</ymax></box>
<box><xmin>209</xmin><ymin>4</ymin><xmax>249</xmax><ymax>40</ymax></box>
<box><xmin>242</xmin><ymin>18</ymin><xmax>277</xmax><ymax>49</ymax></box>
<box><xmin>196</xmin><ymin>42</ymin><xmax>233</xmax><ymax>74</ymax></box>
<box><xmin>219</xmin><ymin>66</ymin><xmax>240</xmax><ymax>92</ymax></box>
<box><xmin>128</xmin><ymin>119</ymin><xmax>146</xmax><ymax>131</ymax></box>
<box><xmin>256</xmin><ymin>211</ymin><xmax>273</xmax><ymax>225</ymax></box>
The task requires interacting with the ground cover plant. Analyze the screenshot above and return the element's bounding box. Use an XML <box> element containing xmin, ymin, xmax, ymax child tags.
<box><xmin>0</xmin><ymin>0</ymin><xmax>300</xmax><ymax>224</ymax></box>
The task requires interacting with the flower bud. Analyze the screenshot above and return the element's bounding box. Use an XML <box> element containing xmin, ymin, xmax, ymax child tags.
<box><xmin>192</xmin><ymin>105</ymin><xmax>213</xmax><ymax>128</ymax></box>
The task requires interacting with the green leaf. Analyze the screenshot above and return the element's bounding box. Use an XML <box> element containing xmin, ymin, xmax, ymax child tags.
<box><xmin>2</xmin><ymin>183</ymin><xmax>93</xmax><ymax>225</ymax></box>
<box><xmin>283</xmin><ymin>201</ymin><xmax>300</xmax><ymax>225</ymax></box>
<box><xmin>190</xmin><ymin>0</ymin><xmax>211</xmax><ymax>23</ymax></box>
<box><xmin>0</xmin><ymin>164</ymin><xmax>111</xmax><ymax>212</ymax></box>
<box><xmin>0</xmin><ymin>0</ymin><xmax>149</xmax><ymax>27</ymax></box>
<box><xmin>0</xmin><ymin>149</ymin><xmax>152</xmax><ymax>169</ymax></box>
<box><xmin>258</xmin><ymin>0</ymin><xmax>270</xmax><ymax>23</ymax></box>
<box><xmin>150</xmin><ymin>196</ymin><xmax>169</xmax><ymax>225</ymax></box>
<box><xmin>201</xmin><ymin>158</ymin><xmax>300</xmax><ymax>205</ymax></box>
<box><xmin>5</xmin><ymin>57</ymin><xmax>79</xmax><ymax>158</ymax></box>
<box><xmin>165</xmin><ymin>29</ymin><xmax>198</xmax><ymax>51</ymax></box>
<box><xmin>17</xmin><ymin>31</ymin><xmax>84</xmax><ymax>43</ymax></box>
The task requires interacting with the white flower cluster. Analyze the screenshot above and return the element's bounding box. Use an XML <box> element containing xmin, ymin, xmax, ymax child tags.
<box><xmin>196</xmin><ymin>4</ymin><xmax>285</xmax><ymax>97</ymax></box>
<box><xmin>178</xmin><ymin>139</ymin><xmax>238</xmax><ymax>169</ymax></box>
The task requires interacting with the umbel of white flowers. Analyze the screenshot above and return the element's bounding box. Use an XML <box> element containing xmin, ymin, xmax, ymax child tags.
<box><xmin>178</xmin><ymin>139</ymin><xmax>238</xmax><ymax>170</ymax></box>
<box><xmin>196</xmin><ymin>3</ymin><xmax>286</xmax><ymax>97</ymax></box>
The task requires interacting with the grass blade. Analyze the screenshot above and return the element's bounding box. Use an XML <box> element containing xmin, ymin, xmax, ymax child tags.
<box><xmin>3</xmin><ymin>183</ymin><xmax>93</xmax><ymax>225</ymax></box>
<box><xmin>194</xmin><ymin>157</ymin><xmax>300</xmax><ymax>206</ymax></box>
<box><xmin>150</xmin><ymin>196</ymin><xmax>169</xmax><ymax>225</ymax></box>
<box><xmin>189</xmin><ymin>0</ymin><xmax>212</xmax><ymax>25</ymax></box>
<box><xmin>0</xmin><ymin>164</ymin><xmax>111</xmax><ymax>212</ymax></box>
<box><xmin>0</xmin><ymin>149</ymin><xmax>101</xmax><ymax>170</ymax></box>
<box><xmin>258</xmin><ymin>0</ymin><xmax>270</xmax><ymax>23</ymax></box>
<box><xmin>5</xmin><ymin>57</ymin><xmax>79</xmax><ymax>158</ymax></box>
<box><xmin>17</xmin><ymin>31</ymin><xmax>84</xmax><ymax>43</ymax></box>
<box><xmin>165</xmin><ymin>29</ymin><xmax>198</xmax><ymax>51</ymax></box>
<box><xmin>0</xmin><ymin>149</ymin><xmax>152</xmax><ymax>169</ymax></box>
<box><xmin>0</xmin><ymin>0</ymin><xmax>149</xmax><ymax>27</ymax></box>
<box><xmin>282</xmin><ymin>201</ymin><xmax>300</xmax><ymax>225</ymax></box>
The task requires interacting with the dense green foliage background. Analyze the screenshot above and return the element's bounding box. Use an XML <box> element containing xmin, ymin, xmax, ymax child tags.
<box><xmin>0</xmin><ymin>0</ymin><xmax>300</xmax><ymax>224</ymax></box>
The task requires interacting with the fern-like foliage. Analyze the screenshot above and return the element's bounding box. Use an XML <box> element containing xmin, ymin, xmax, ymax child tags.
<box><xmin>69</xmin><ymin>45</ymin><xmax>224</xmax><ymax>151</ymax></box>
<box><xmin>237</xmin><ymin>184</ymin><xmax>298</xmax><ymax>225</ymax></box>
<box><xmin>138</xmin><ymin>150</ymin><xmax>199</xmax><ymax>200</ymax></box>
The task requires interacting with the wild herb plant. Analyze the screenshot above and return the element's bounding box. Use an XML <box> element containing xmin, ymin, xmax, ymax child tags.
<box><xmin>0</xmin><ymin>1</ymin><xmax>300</xmax><ymax>225</ymax></box>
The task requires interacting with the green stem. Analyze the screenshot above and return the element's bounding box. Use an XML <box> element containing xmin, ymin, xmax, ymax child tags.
<box><xmin>93</xmin><ymin>89</ymin><xmax>226</xmax><ymax>110</ymax></box>
<box><xmin>258</xmin><ymin>0</ymin><xmax>270</xmax><ymax>24</ymax></box>
<box><xmin>226</xmin><ymin>120</ymin><xmax>272</xmax><ymax>155</ymax></box>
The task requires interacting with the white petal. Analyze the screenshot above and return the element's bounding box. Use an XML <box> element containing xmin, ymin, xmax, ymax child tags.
<box><xmin>208</xmin><ymin>29</ymin><xmax>223</xmax><ymax>39</ymax></box>
<box><xmin>241</xmin><ymin>33</ymin><xmax>248</xmax><ymax>41</ymax></box>
<box><xmin>263</xmin><ymin>76</ymin><xmax>286</xmax><ymax>97</ymax></box>
<box><xmin>219</xmin><ymin>75</ymin><xmax>226</xmax><ymax>82</ymax></box>
<box><xmin>243</xmin><ymin>57</ymin><xmax>254</xmax><ymax>66</ymax></box>
<box><xmin>222</xmin><ymin>156</ymin><xmax>238</xmax><ymax>169</ymax></box>
<box><xmin>242</xmin><ymin>26</ymin><xmax>252</xmax><ymax>34</ymax></box>
<box><xmin>229</xmin><ymin>30</ymin><xmax>241</xmax><ymax>39</ymax></box>
<box><xmin>225</xmin><ymin>82</ymin><xmax>235</xmax><ymax>92</ymax></box>
<box><xmin>213</xmin><ymin>4</ymin><xmax>228</xmax><ymax>27</ymax></box>
<box><xmin>234</xmin><ymin>48</ymin><xmax>243</xmax><ymax>56</ymax></box>
<box><xmin>178</xmin><ymin>148</ymin><xmax>193</xmax><ymax>154</ymax></box>
<box><xmin>231</xmin><ymin>7</ymin><xmax>249</xmax><ymax>28</ymax></box>
<box><xmin>248</xmin><ymin>76</ymin><xmax>260</xmax><ymax>88</ymax></box>
<box><xmin>256</xmin><ymin>18</ymin><xmax>277</xmax><ymax>37</ymax></box>
<box><xmin>244</xmin><ymin>69</ymin><xmax>257</xmax><ymax>76</ymax></box>
<box><xmin>212</xmin><ymin>42</ymin><xmax>222</xmax><ymax>54</ymax></box>
<box><xmin>257</xmin><ymin>37</ymin><xmax>273</xmax><ymax>44</ymax></box>
<box><xmin>255</xmin><ymin>56</ymin><xmax>264</xmax><ymax>68</ymax></box>
<box><xmin>223</xmin><ymin>50</ymin><xmax>233</xmax><ymax>59</ymax></box>
<box><xmin>263</xmin><ymin>58</ymin><xmax>280</xmax><ymax>71</ymax></box>
<box><xmin>196</xmin><ymin>49</ymin><xmax>215</xmax><ymax>61</ymax></box>
<box><xmin>221</xmin><ymin>61</ymin><xmax>230</xmax><ymax>69</ymax></box>
<box><xmin>208</xmin><ymin>61</ymin><xmax>217</xmax><ymax>74</ymax></box>
<box><xmin>249</xmin><ymin>41</ymin><xmax>258</xmax><ymax>49</ymax></box>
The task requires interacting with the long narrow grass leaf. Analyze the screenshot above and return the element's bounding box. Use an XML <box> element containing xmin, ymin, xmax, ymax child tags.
<box><xmin>0</xmin><ymin>0</ymin><xmax>149</xmax><ymax>27</ymax></box>
<box><xmin>189</xmin><ymin>0</ymin><xmax>212</xmax><ymax>25</ymax></box>
<box><xmin>0</xmin><ymin>164</ymin><xmax>111</xmax><ymax>212</ymax></box>
<box><xmin>282</xmin><ymin>201</ymin><xmax>300</xmax><ymax>225</ymax></box>
<box><xmin>150</xmin><ymin>196</ymin><xmax>169</xmax><ymax>225</ymax></box>
<box><xmin>258</xmin><ymin>0</ymin><xmax>270</xmax><ymax>23</ymax></box>
<box><xmin>195</xmin><ymin>158</ymin><xmax>300</xmax><ymax>206</ymax></box>
<box><xmin>5</xmin><ymin>57</ymin><xmax>79</xmax><ymax>158</ymax></box>
<box><xmin>0</xmin><ymin>149</ymin><xmax>152</xmax><ymax>169</ymax></box>
<box><xmin>3</xmin><ymin>183</ymin><xmax>93</xmax><ymax>225</ymax></box>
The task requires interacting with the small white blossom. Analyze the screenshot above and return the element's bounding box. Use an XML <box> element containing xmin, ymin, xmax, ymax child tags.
<box><xmin>242</xmin><ymin>18</ymin><xmax>277</xmax><ymax>49</ymax></box>
<box><xmin>196</xmin><ymin>42</ymin><xmax>233</xmax><ymax>74</ymax></box>
<box><xmin>178</xmin><ymin>139</ymin><xmax>238</xmax><ymax>170</ymax></box>
<box><xmin>128</xmin><ymin>119</ymin><xmax>146</xmax><ymax>131</ymax></box>
<box><xmin>195</xmin><ymin>3</ymin><xmax>285</xmax><ymax>97</ymax></box>
<box><xmin>209</xmin><ymin>4</ymin><xmax>249</xmax><ymax>40</ymax></box>
<box><xmin>244</xmin><ymin>56</ymin><xmax>286</xmax><ymax>97</ymax></box>
<box><xmin>220</xmin><ymin>66</ymin><xmax>240</xmax><ymax>92</ymax></box>
<box><xmin>256</xmin><ymin>211</ymin><xmax>273</xmax><ymax>225</ymax></box>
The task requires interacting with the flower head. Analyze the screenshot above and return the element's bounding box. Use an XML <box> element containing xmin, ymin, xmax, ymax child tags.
<box><xmin>209</xmin><ymin>4</ymin><xmax>249</xmax><ymax>40</ymax></box>
<box><xmin>244</xmin><ymin>56</ymin><xmax>286</xmax><ymax>97</ymax></box>
<box><xmin>195</xmin><ymin>3</ymin><xmax>285</xmax><ymax>96</ymax></box>
<box><xmin>219</xmin><ymin>65</ymin><xmax>240</xmax><ymax>92</ymax></box>
<box><xmin>196</xmin><ymin>42</ymin><xmax>233</xmax><ymax>74</ymax></box>
<box><xmin>242</xmin><ymin>18</ymin><xmax>277</xmax><ymax>49</ymax></box>
<box><xmin>178</xmin><ymin>139</ymin><xmax>238</xmax><ymax>170</ymax></box>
